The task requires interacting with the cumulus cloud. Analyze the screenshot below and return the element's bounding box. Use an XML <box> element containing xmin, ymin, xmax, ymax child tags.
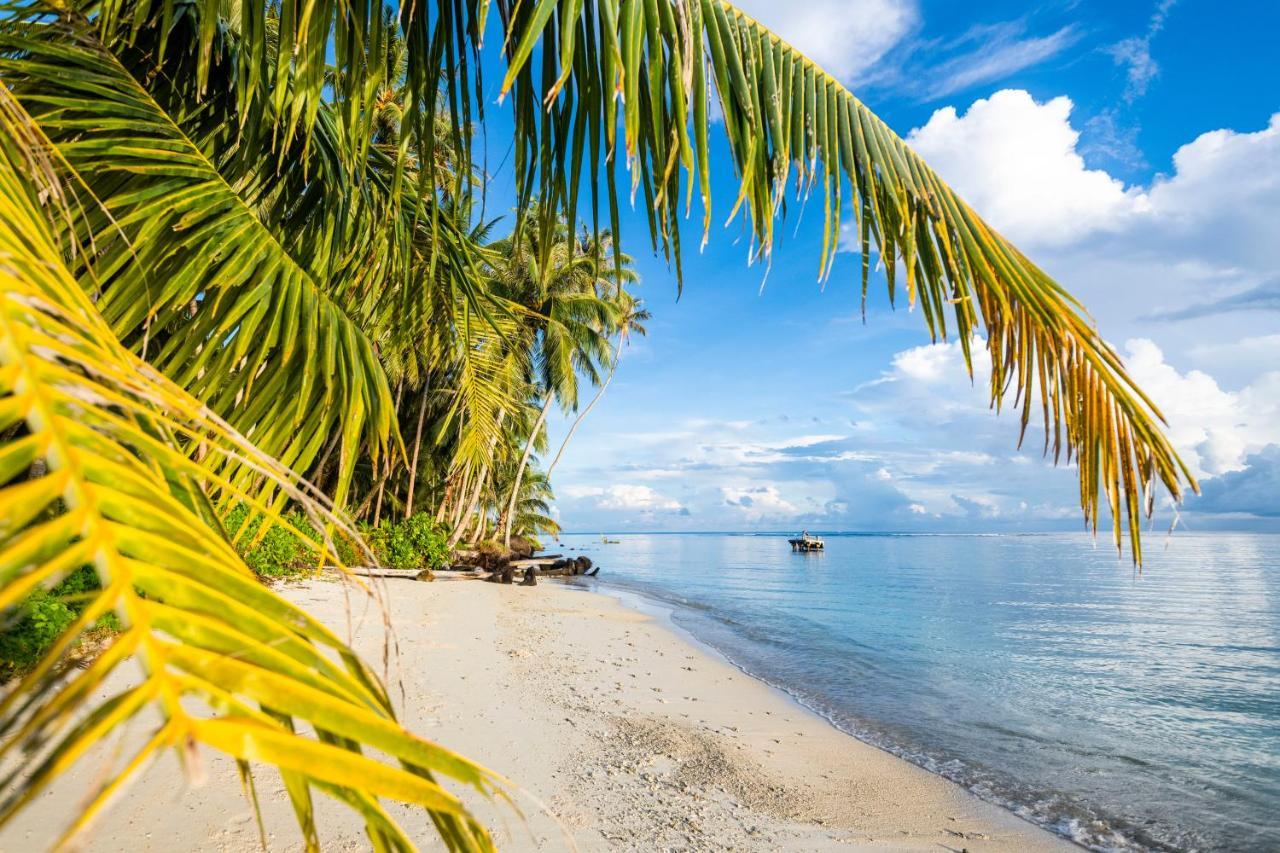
<box><xmin>871</xmin><ymin>334</ymin><xmax>1280</xmax><ymax>481</ymax></box>
<box><xmin>906</xmin><ymin>90</ymin><xmax>1145</xmax><ymax>246</ymax></box>
<box><xmin>850</xmin><ymin>332</ymin><xmax>1280</xmax><ymax>514</ymax></box>
<box><xmin>905</xmin><ymin>91</ymin><xmax>1280</xmax><ymax>263</ymax></box>
<box><xmin>562</xmin><ymin>484</ymin><xmax>684</xmax><ymax>512</ymax></box>
<box><xmin>721</xmin><ymin>484</ymin><xmax>800</xmax><ymax>519</ymax></box>
<box><xmin>731</xmin><ymin>0</ymin><xmax>917</xmax><ymax>84</ymax></box>
<box><xmin>1122</xmin><ymin>339</ymin><xmax>1280</xmax><ymax>478</ymax></box>
<box><xmin>1141</xmin><ymin>114</ymin><xmax>1280</xmax><ymax>270</ymax></box>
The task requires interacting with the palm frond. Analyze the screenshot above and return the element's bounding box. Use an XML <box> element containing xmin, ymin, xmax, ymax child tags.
<box><xmin>0</xmin><ymin>81</ymin><xmax>499</xmax><ymax>851</ymax></box>
<box><xmin>491</xmin><ymin>0</ymin><xmax>1196</xmax><ymax>563</ymax></box>
<box><xmin>0</xmin><ymin>13</ymin><xmax>395</xmax><ymax>505</ymax></box>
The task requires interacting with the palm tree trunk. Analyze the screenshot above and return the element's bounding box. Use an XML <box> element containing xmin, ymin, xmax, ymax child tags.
<box><xmin>447</xmin><ymin>410</ymin><xmax>506</xmax><ymax>549</ymax></box>
<box><xmin>437</xmin><ymin>471</ymin><xmax>459</xmax><ymax>523</ymax></box>
<box><xmin>447</xmin><ymin>468</ymin><xmax>472</xmax><ymax>531</ymax></box>
<box><xmin>502</xmin><ymin>394</ymin><xmax>554</xmax><ymax>547</ymax></box>
<box><xmin>312</xmin><ymin>427</ymin><xmax>344</xmax><ymax>497</ymax></box>
<box><xmin>404</xmin><ymin>379</ymin><xmax>429</xmax><ymax>519</ymax></box>
<box><xmin>448</xmin><ymin>464</ymin><xmax>489</xmax><ymax>548</ymax></box>
<box><xmin>546</xmin><ymin>354</ymin><xmax>618</xmax><ymax>478</ymax></box>
<box><xmin>373</xmin><ymin>380</ymin><xmax>405</xmax><ymax>525</ymax></box>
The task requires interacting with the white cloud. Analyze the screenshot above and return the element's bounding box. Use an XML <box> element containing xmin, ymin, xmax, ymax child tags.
<box><xmin>1107</xmin><ymin>0</ymin><xmax>1177</xmax><ymax>101</ymax></box>
<box><xmin>720</xmin><ymin>484</ymin><xmax>801</xmax><ymax>519</ymax></box>
<box><xmin>1122</xmin><ymin>339</ymin><xmax>1280</xmax><ymax>479</ymax></box>
<box><xmin>890</xmin><ymin>339</ymin><xmax>976</xmax><ymax>382</ymax></box>
<box><xmin>1143</xmin><ymin>113</ymin><xmax>1280</xmax><ymax>270</ymax></box>
<box><xmin>731</xmin><ymin>0</ymin><xmax>917</xmax><ymax>83</ymax></box>
<box><xmin>922</xmin><ymin>26</ymin><xmax>1079</xmax><ymax>100</ymax></box>
<box><xmin>875</xmin><ymin>333</ymin><xmax>1280</xmax><ymax>481</ymax></box>
<box><xmin>563</xmin><ymin>484</ymin><xmax>684</xmax><ymax>512</ymax></box>
<box><xmin>904</xmin><ymin>90</ymin><xmax>1280</xmax><ymax>272</ymax></box>
<box><xmin>906</xmin><ymin>90</ymin><xmax>1145</xmax><ymax>246</ymax></box>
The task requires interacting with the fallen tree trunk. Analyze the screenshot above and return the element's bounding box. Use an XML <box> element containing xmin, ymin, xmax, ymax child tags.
<box><xmin>509</xmin><ymin>558</ymin><xmax>565</xmax><ymax>570</ymax></box>
<box><xmin>325</xmin><ymin>567</ymin><xmax>436</xmax><ymax>581</ymax></box>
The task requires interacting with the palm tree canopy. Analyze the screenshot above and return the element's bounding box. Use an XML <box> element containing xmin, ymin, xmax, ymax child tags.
<box><xmin>70</xmin><ymin>0</ymin><xmax>1191</xmax><ymax>561</ymax></box>
<box><xmin>10</xmin><ymin>0</ymin><xmax>1195</xmax><ymax>559</ymax></box>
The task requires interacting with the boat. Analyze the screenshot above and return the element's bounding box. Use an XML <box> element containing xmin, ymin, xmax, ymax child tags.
<box><xmin>787</xmin><ymin>531</ymin><xmax>824</xmax><ymax>551</ymax></box>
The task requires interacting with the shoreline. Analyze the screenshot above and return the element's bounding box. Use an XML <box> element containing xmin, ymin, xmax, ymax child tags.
<box><xmin>0</xmin><ymin>577</ymin><xmax>1078</xmax><ymax>851</ymax></box>
<box><xmin>574</xmin><ymin>578</ymin><xmax>1098</xmax><ymax>850</ymax></box>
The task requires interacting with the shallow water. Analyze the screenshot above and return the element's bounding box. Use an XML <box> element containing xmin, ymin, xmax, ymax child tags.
<box><xmin>557</xmin><ymin>532</ymin><xmax>1280</xmax><ymax>852</ymax></box>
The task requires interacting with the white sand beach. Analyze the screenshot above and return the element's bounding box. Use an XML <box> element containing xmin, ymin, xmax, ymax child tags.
<box><xmin>0</xmin><ymin>577</ymin><xmax>1076</xmax><ymax>852</ymax></box>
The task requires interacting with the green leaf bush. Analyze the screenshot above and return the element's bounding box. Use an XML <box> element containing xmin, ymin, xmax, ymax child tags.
<box><xmin>360</xmin><ymin>514</ymin><xmax>452</xmax><ymax>571</ymax></box>
<box><xmin>0</xmin><ymin>566</ymin><xmax>119</xmax><ymax>682</ymax></box>
<box><xmin>224</xmin><ymin>506</ymin><xmax>451</xmax><ymax>574</ymax></box>
<box><xmin>223</xmin><ymin>505</ymin><xmax>324</xmax><ymax>577</ymax></box>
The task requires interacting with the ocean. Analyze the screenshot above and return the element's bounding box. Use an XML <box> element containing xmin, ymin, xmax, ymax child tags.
<box><xmin>556</xmin><ymin>531</ymin><xmax>1280</xmax><ymax>852</ymax></box>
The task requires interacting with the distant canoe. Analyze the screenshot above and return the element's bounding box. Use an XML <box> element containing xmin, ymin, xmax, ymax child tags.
<box><xmin>787</xmin><ymin>534</ymin><xmax>824</xmax><ymax>551</ymax></box>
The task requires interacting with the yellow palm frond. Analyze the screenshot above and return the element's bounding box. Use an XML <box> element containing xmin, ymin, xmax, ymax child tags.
<box><xmin>0</xmin><ymin>83</ymin><xmax>500</xmax><ymax>851</ymax></box>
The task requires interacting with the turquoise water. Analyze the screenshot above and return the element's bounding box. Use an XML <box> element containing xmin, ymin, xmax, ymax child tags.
<box><xmin>557</xmin><ymin>532</ymin><xmax>1280</xmax><ymax>852</ymax></box>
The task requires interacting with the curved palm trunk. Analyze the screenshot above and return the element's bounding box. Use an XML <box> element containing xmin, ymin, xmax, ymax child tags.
<box><xmin>546</xmin><ymin>354</ymin><xmax>618</xmax><ymax>479</ymax></box>
<box><xmin>449</xmin><ymin>463</ymin><xmax>489</xmax><ymax>548</ymax></box>
<box><xmin>436</xmin><ymin>472</ymin><xmax>460</xmax><ymax>522</ymax></box>
<box><xmin>373</xmin><ymin>380</ymin><xmax>405</xmax><ymax>525</ymax></box>
<box><xmin>447</xmin><ymin>410</ymin><xmax>506</xmax><ymax>548</ymax></box>
<box><xmin>403</xmin><ymin>379</ymin><xmax>429</xmax><ymax>519</ymax></box>
<box><xmin>502</xmin><ymin>394</ymin><xmax>555</xmax><ymax>547</ymax></box>
<box><xmin>446</xmin><ymin>468</ymin><xmax>472</xmax><ymax>530</ymax></box>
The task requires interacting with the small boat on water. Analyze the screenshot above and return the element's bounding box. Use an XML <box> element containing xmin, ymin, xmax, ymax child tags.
<box><xmin>787</xmin><ymin>531</ymin><xmax>824</xmax><ymax>552</ymax></box>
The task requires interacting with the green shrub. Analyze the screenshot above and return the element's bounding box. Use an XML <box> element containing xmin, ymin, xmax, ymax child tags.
<box><xmin>223</xmin><ymin>505</ymin><xmax>323</xmax><ymax>578</ymax></box>
<box><xmin>0</xmin><ymin>565</ymin><xmax>116</xmax><ymax>682</ymax></box>
<box><xmin>360</xmin><ymin>514</ymin><xmax>450</xmax><ymax>571</ymax></box>
<box><xmin>222</xmin><ymin>506</ymin><xmax>449</xmax><ymax>575</ymax></box>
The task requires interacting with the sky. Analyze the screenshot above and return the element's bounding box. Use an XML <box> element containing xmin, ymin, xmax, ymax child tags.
<box><xmin>482</xmin><ymin>0</ymin><xmax>1280</xmax><ymax>534</ymax></box>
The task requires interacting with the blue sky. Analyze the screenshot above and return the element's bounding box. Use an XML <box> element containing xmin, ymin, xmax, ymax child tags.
<box><xmin>480</xmin><ymin>0</ymin><xmax>1280</xmax><ymax>533</ymax></box>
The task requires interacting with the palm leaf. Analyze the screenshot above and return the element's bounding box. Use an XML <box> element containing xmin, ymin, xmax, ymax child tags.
<box><xmin>0</xmin><ymin>81</ymin><xmax>500</xmax><ymax>851</ymax></box>
<box><xmin>96</xmin><ymin>0</ymin><xmax>1190</xmax><ymax>560</ymax></box>
<box><xmin>0</xmin><ymin>13</ymin><xmax>395</xmax><ymax>506</ymax></box>
<box><xmin>489</xmin><ymin>0</ymin><xmax>1197</xmax><ymax>563</ymax></box>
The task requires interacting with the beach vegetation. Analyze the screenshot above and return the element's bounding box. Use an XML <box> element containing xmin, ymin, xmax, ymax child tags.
<box><xmin>0</xmin><ymin>0</ymin><xmax>1196</xmax><ymax>849</ymax></box>
<box><xmin>362</xmin><ymin>514</ymin><xmax>453</xmax><ymax>573</ymax></box>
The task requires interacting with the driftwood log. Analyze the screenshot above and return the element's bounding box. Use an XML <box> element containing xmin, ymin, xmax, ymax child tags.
<box><xmin>328</xmin><ymin>567</ymin><xmax>435</xmax><ymax>581</ymax></box>
<box><xmin>325</xmin><ymin>558</ymin><xmax>590</xmax><ymax>584</ymax></box>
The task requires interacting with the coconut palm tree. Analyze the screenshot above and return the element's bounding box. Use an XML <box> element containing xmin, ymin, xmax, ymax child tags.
<box><xmin>489</xmin><ymin>220</ymin><xmax>626</xmax><ymax>547</ymax></box>
<box><xmin>1</xmin><ymin>0</ymin><xmax>1196</xmax><ymax>848</ymax></box>
<box><xmin>546</xmin><ymin>252</ymin><xmax>650</xmax><ymax>479</ymax></box>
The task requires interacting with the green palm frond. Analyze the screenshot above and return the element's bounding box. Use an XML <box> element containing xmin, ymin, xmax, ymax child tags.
<box><xmin>490</xmin><ymin>0</ymin><xmax>1196</xmax><ymax>563</ymax></box>
<box><xmin>0</xmin><ymin>82</ymin><xmax>500</xmax><ymax>851</ymax></box>
<box><xmin>0</xmin><ymin>14</ymin><xmax>395</xmax><ymax>505</ymax></box>
<box><xmin>87</xmin><ymin>0</ymin><xmax>1190</xmax><ymax>559</ymax></box>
